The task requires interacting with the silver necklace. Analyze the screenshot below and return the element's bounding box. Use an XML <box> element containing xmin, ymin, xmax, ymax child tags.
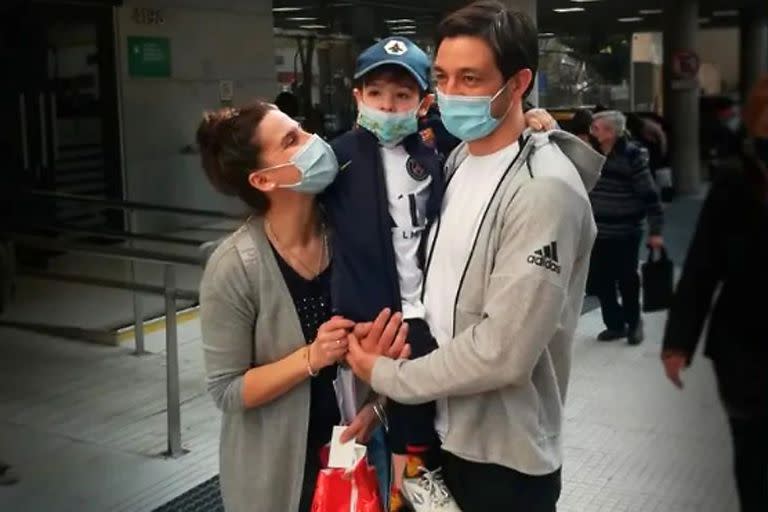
<box><xmin>265</xmin><ymin>218</ymin><xmax>328</xmax><ymax>279</ymax></box>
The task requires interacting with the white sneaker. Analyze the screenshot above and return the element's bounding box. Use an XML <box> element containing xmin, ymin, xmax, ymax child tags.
<box><xmin>401</xmin><ymin>467</ymin><xmax>462</xmax><ymax>512</ymax></box>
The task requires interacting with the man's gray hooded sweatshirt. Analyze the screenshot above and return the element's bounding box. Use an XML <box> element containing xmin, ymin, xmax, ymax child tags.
<box><xmin>371</xmin><ymin>130</ymin><xmax>605</xmax><ymax>475</ymax></box>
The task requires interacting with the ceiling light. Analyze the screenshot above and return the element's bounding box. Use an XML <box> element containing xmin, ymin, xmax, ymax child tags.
<box><xmin>553</xmin><ymin>7</ymin><xmax>585</xmax><ymax>13</ymax></box>
<box><xmin>618</xmin><ymin>16</ymin><xmax>643</xmax><ymax>22</ymax></box>
<box><xmin>386</xmin><ymin>19</ymin><xmax>416</xmax><ymax>24</ymax></box>
<box><xmin>639</xmin><ymin>9</ymin><xmax>663</xmax><ymax>15</ymax></box>
<box><xmin>391</xmin><ymin>25</ymin><xmax>416</xmax><ymax>30</ymax></box>
<box><xmin>713</xmin><ymin>10</ymin><xmax>739</xmax><ymax>17</ymax></box>
<box><xmin>570</xmin><ymin>0</ymin><xmax>601</xmax><ymax>3</ymax></box>
<box><xmin>539</xmin><ymin>32</ymin><xmax>556</xmax><ymax>37</ymax></box>
<box><xmin>299</xmin><ymin>24</ymin><xmax>327</xmax><ymax>29</ymax></box>
<box><xmin>392</xmin><ymin>30</ymin><xmax>417</xmax><ymax>35</ymax></box>
<box><xmin>273</xmin><ymin>7</ymin><xmax>308</xmax><ymax>12</ymax></box>
<box><xmin>286</xmin><ymin>17</ymin><xmax>317</xmax><ymax>21</ymax></box>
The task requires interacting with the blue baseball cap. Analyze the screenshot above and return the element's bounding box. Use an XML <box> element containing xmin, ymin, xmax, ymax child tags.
<box><xmin>354</xmin><ymin>37</ymin><xmax>431</xmax><ymax>91</ymax></box>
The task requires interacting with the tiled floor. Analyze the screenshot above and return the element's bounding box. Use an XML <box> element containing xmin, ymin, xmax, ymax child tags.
<box><xmin>0</xmin><ymin>310</ymin><xmax>738</xmax><ymax>512</ymax></box>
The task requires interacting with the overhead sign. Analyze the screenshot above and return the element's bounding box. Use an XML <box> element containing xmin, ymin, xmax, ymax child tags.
<box><xmin>671</xmin><ymin>50</ymin><xmax>700</xmax><ymax>80</ymax></box>
<box><xmin>127</xmin><ymin>36</ymin><xmax>171</xmax><ymax>78</ymax></box>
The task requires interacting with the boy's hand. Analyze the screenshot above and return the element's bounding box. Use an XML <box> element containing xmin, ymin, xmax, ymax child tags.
<box><xmin>525</xmin><ymin>108</ymin><xmax>557</xmax><ymax>132</ymax></box>
<box><xmin>340</xmin><ymin>403</ymin><xmax>378</xmax><ymax>443</ymax></box>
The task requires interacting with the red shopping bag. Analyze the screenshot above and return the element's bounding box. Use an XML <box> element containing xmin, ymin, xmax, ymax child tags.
<box><xmin>311</xmin><ymin>449</ymin><xmax>383</xmax><ymax>512</ymax></box>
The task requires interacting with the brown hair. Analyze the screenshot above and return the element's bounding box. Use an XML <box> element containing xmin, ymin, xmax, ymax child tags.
<box><xmin>744</xmin><ymin>74</ymin><xmax>768</xmax><ymax>138</ymax></box>
<box><xmin>196</xmin><ymin>101</ymin><xmax>276</xmax><ymax>214</ymax></box>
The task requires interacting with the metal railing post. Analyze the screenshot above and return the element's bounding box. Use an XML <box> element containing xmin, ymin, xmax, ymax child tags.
<box><xmin>164</xmin><ymin>264</ymin><xmax>184</xmax><ymax>458</ymax></box>
<box><xmin>130</xmin><ymin>260</ymin><xmax>146</xmax><ymax>355</ymax></box>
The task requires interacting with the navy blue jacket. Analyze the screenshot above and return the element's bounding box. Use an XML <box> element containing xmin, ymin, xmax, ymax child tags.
<box><xmin>322</xmin><ymin>128</ymin><xmax>445</xmax><ymax>322</ymax></box>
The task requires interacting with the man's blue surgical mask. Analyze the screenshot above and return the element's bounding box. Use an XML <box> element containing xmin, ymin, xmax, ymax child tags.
<box><xmin>437</xmin><ymin>84</ymin><xmax>510</xmax><ymax>142</ymax></box>
<box><xmin>256</xmin><ymin>134</ymin><xmax>339</xmax><ymax>194</ymax></box>
<box><xmin>357</xmin><ymin>102</ymin><xmax>419</xmax><ymax>146</ymax></box>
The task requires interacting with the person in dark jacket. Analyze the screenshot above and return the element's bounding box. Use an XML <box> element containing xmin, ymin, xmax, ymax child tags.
<box><xmin>662</xmin><ymin>75</ymin><xmax>768</xmax><ymax>512</ymax></box>
<box><xmin>323</xmin><ymin>37</ymin><xmax>456</xmax><ymax>512</ymax></box>
<box><xmin>589</xmin><ymin>110</ymin><xmax>664</xmax><ymax>345</ymax></box>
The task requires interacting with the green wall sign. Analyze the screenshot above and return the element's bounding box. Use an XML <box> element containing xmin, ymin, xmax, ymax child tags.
<box><xmin>127</xmin><ymin>36</ymin><xmax>171</xmax><ymax>78</ymax></box>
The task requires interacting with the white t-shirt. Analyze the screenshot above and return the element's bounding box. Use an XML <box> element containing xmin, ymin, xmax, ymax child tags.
<box><xmin>380</xmin><ymin>144</ymin><xmax>432</xmax><ymax>320</ymax></box>
<box><xmin>423</xmin><ymin>141</ymin><xmax>521</xmax><ymax>439</ymax></box>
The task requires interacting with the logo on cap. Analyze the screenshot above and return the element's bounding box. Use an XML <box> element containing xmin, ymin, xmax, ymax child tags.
<box><xmin>384</xmin><ymin>39</ymin><xmax>408</xmax><ymax>56</ymax></box>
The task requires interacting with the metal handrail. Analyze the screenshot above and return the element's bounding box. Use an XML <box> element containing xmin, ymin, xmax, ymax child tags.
<box><xmin>27</xmin><ymin>189</ymin><xmax>241</xmax><ymax>220</ymax></box>
<box><xmin>6</xmin><ymin>232</ymin><xmax>203</xmax><ymax>266</ymax></box>
<box><xmin>20</xmin><ymin>269</ymin><xmax>199</xmax><ymax>301</ymax></box>
<box><xmin>3</xmin><ymin>221</ymin><xmax>209</xmax><ymax>247</ymax></box>
<box><xmin>5</xmin><ymin>232</ymin><xmax>203</xmax><ymax>458</ymax></box>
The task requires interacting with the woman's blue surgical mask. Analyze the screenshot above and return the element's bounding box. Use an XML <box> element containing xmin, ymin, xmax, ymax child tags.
<box><xmin>437</xmin><ymin>84</ymin><xmax>510</xmax><ymax>142</ymax></box>
<box><xmin>256</xmin><ymin>134</ymin><xmax>339</xmax><ymax>194</ymax></box>
<box><xmin>357</xmin><ymin>102</ymin><xmax>419</xmax><ymax>146</ymax></box>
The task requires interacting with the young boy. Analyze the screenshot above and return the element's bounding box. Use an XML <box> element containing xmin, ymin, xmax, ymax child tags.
<box><xmin>321</xmin><ymin>37</ymin><xmax>459</xmax><ymax>512</ymax></box>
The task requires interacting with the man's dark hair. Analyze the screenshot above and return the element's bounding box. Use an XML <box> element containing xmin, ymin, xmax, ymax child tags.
<box><xmin>436</xmin><ymin>0</ymin><xmax>539</xmax><ymax>98</ymax></box>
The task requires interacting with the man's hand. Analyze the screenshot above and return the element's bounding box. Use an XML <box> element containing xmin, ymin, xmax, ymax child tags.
<box><xmin>345</xmin><ymin>333</ymin><xmax>381</xmax><ymax>383</ymax></box>
<box><xmin>340</xmin><ymin>403</ymin><xmax>378</xmax><ymax>444</ymax></box>
<box><xmin>355</xmin><ymin>309</ymin><xmax>409</xmax><ymax>356</ymax></box>
<box><xmin>662</xmin><ymin>353</ymin><xmax>688</xmax><ymax>389</ymax></box>
<box><xmin>525</xmin><ymin>108</ymin><xmax>557</xmax><ymax>132</ymax></box>
<box><xmin>648</xmin><ymin>235</ymin><xmax>664</xmax><ymax>250</ymax></box>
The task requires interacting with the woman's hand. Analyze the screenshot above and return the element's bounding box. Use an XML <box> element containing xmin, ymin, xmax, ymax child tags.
<box><xmin>340</xmin><ymin>403</ymin><xmax>379</xmax><ymax>444</ymax></box>
<box><xmin>309</xmin><ymin>316</ymin><xmax>354</xmax><ymax>371</ymax></box>
<box><xmin>525</xmin><ymin>108</ymin><xmax>557</xmax><ymax>132</ymax></box>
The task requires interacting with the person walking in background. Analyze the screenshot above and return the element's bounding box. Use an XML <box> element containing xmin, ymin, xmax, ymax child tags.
<box><xmin>661</xmin><ymin>75</ymin><xmax>768</xmax><ymax>512</ymax></box>
<box><xmin>589</xmin><ymin>110</ymin><xmax>664</xmax><ymax>345</ymax></box>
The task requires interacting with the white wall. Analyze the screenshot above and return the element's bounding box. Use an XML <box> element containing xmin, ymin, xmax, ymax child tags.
<box><xmin>116</xmin><ymin>0</ymin><xmax>276</xmax><ymax>232</ymax></box>
<box><xmin>696</xmin><ymin>28</ymin><xmax>740</xmax><ymax>94</ymax></box>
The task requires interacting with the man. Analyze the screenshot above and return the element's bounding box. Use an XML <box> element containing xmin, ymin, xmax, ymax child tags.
<box><xmin>589</xmin><ymin>110</ymin><xmax>664</xmax><ymax>345</ymax></box>
<box><xmin>345</xmin><ymin>1</ymin><xmax>604</xmax><ymax>510</ymax></box>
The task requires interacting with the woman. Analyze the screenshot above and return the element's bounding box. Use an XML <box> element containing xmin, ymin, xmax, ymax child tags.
<box><xmin>197</xmin><ymin>101</ymin><xmax>407</xmax><ymax>512</ymax></box>
<box><xmin>196</xmin><ymin>100</ymin><xmax>555</xmax><ymax>512</ymax></box>
<box><xmin>589</xmin><ymin>110</ymin><xmax>664</xmax><ymax>345</ymax></box>
<box><xmin>661</xmin><ymin>76</ymin><xmax>768</xmax><ymax>512</ymax></box>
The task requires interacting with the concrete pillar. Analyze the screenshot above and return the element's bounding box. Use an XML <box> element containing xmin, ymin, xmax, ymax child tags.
<box><xmin>663</xmin><ymin>0</ymin><xmax>701</xmax><ymax>195</ymax></box>
<box><xmin>498</xmin><ymin>0</ymin><xmax>539</xmax><ymax>105</ymax></box>
<box><xmin>740</xmin><ymin>3</ymin><xmax>768</xmax><ymax>99</ymax></box>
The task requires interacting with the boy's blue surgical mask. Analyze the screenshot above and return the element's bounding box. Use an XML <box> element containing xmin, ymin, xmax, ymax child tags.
<box><xmin>357</xmin><ymin>101</ymin><xmax>419</xmax><ymax>146</ymax></box>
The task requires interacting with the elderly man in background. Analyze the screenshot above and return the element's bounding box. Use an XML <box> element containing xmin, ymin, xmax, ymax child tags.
<box><xmin>589</xmin><ymin>110</ymin><xmax>664</xmax><ymax>345</ymax></box>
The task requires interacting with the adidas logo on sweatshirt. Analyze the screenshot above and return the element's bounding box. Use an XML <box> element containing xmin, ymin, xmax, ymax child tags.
<box><xmin>527</xmin><ymin>241</ymin><xmax>562</xmax><ymax>274</ymax></box>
